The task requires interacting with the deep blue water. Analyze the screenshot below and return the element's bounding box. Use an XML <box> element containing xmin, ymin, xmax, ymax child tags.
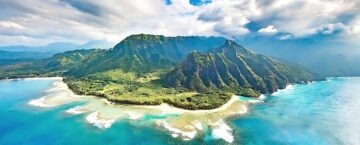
<box><xmin>0</xmin><ymin>78</ymin><xmax>359</xmax><ymax>145</ymax></box>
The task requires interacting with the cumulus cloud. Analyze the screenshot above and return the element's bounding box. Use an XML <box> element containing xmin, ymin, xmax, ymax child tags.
<box><xmin>0</xmin><ymin>0</ymin><xmax>359</xmax><ymax>46</ymax></box>
<box><xmin>258</xmin><ymin>25</ymin><xmax>278</xmax><ymax>35</ymax></box>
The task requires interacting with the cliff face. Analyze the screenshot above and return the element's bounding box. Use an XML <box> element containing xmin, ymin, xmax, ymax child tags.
<box><xmin>163</xmin><ymin>40</ymin><xmax>319</xmax><ymax>96</ymax></box>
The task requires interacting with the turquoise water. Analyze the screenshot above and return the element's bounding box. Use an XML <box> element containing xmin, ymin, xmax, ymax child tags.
<box><xmin>233</xmin><ymin>77</ymin><xmax>360</xmax><ymax>145</ymax></box>
<box><xmin>0</xmin><ymin>78</ymin><xmax>359</xmax><ymax>145</ymax></box>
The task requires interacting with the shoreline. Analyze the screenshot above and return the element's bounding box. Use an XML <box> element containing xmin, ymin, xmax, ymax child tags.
<box><xmin>19</xmin><ymin>76</ymin><xmax>337</xmax><ymax>143</ymax></box>
<box><xmin>23</xmin><ymin>77</ymin><xmax>262</xmax><ymax>143</ymax></box>
<box><xmin>2</xmin><ymin>77</ymin><xmax>63</xmax><ymax>81</ymax></box>
<box><xmin>135</xmin><ymin>95</ymin><xmax>241</xmax><ymax>114</ymax></box>
<box><xmin>22</xmin><ymin>77</ymin><xmax>245</xmax><ymax>112</ymax></box>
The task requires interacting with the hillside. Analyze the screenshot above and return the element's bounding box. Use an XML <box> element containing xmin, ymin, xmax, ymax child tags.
<box><xmin>163</xmin><ymin>40</ymin><xmax>319</xmax><ymax>95</ymax></box>
<box><xmin>0</xmin><ymin>34</ymin><xmax>320</xmax><ymax>110</ymax></box>
<box><xmin>66</xmin><ymin>34</ymin><xmax>225</xmax><ymax>75</ymax></box>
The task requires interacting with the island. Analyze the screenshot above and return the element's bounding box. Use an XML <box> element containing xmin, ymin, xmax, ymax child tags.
<box><xmin>0</xmin><ymin>34</ymin><xmax>321</xmax><ymax>110</ymax></box>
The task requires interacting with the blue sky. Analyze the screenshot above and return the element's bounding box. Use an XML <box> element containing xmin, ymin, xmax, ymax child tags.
<box><xmin>0</xmin><ymin>0</ymin><xmax>359</xmax><ymax>48</ymax></box>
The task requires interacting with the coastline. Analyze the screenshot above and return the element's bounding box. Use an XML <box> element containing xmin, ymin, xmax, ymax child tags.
<box><xmin>23</xmin><ymin>77</ymin><xmax>246</xmax><ymax>113</ymax></box>
<box><xmin>136</xmin><ymin>95</ymin><xmax>242</xmax><ymax>114</ymax></box>
<box><xmin>22</xmin><ymin>77</ymin><xmax>288</xmax><ymax>143</ymax></box>
<box><xmin>27</xmin><ymin>77</ymin><xmax>85</xmax><ymax>108</ymax></box>
<box><xmin>3</xmin><ymin>77</ymin><xmax>63</xmax><ymax>81</ymax></box>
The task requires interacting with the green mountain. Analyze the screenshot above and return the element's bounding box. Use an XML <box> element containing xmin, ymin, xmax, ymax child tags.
<box><xmin>0</xmin><ymin>34</ymin><xmax>225</xmax><ymax>77</ymax></box>
<box><xmin>163</xmin><ymin>40</ymin><xmax>319</xmax><ymax>95</ymax></box>
<box><xmin>66</xmin><ymin>34</ymin><xmax>226</xmax><ymax>75</ymax></box>
<box><xmin>0</xmin><ymin>34</ymin><xmax>320</xmax><ymax>110</ymax></box>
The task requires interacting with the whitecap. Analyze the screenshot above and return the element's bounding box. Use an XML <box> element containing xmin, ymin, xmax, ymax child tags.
<box><xmin>155</xmin><ymin>120</ymin><xmax>197</xmax><ymax>141</ymax></box>
<box><xmin>86</xmin><ymin>112</ymin><xmax>116</xmax><ymax>129</ymax></box>
<box><xmin>272</xmin><ymin>84</ymin><xmax>293</xmax><ymax>96</ymax></box>
<box><xmin>210</xmin><ymin>119</ymin><xmax>234</xmax><ymax>143</ymax></box>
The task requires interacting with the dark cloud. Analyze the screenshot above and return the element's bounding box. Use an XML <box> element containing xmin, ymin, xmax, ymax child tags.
<box><xmin>59</xmin><ymin>0</ymin><xmax>102</xmax><ymax>16</ymax></box>
<box><xmin>0</xmin><ymin>1</ymin><xmax>35</xmax><ymax>18</ymax></box>
<box><xmin>197</xmin><ymin>8</ymin><xmax>223</xmax><ymax>22</ymax></box>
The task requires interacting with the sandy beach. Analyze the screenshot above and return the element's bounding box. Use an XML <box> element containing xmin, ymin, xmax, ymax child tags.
<box><xmin>136</xmin><ymin>95</ymin><xmax>242</xmax><ymax>114</ymax></box>
<box><xmin>26</xmin><ymin>77</ymin><xmax>261</xmax><ymax>143</ymax></box>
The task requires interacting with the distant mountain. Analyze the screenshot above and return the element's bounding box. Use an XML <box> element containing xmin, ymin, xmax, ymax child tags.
<box><xmin>0</xmin><ymin>50</ymin><xmax>52</xmax><ymax>59</ymax></box>
<box><xmin>0</xmin><ymin>40</ymin><xmax>113</xmax><ymax>64</ymax></box>
<box><xmin>0</xmin><ymin>40</ymin><xmax>114</xmax><ymax>54</ymax></box>
<box><xmin>163</xmin><ymin>40</ymin><xmax>319</xmax><ymax>95</ymax></box>
<box><xmin>236</xmin><ymin>35</ymin><xmax>360</xmax><ymax>77</ymax></box>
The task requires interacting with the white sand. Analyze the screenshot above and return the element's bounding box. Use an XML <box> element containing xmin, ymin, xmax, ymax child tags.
<box><xmin>6</xmin><ymin>77</ymin><xmax>63</xmax><ymax>81</ymax></box>
<box><xmin>137</xmin><ymin>95</ymin><xmax>241</xmax><ymax>114</ymax></box>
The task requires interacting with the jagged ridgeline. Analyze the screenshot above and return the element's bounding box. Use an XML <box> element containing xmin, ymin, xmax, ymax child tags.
<box><xmin>163</xmin><ymin>40</ymin><xmax>319</xmax><ymax>95</ymax></box>
<box><xmin>0</xmin><ymin>34</ymin><xmax>225</xmax><ymax>77</ymax></box>
<box><xmin>66</xmin><ymin>34</ymin><xmax>226</xmax><ymax>75</ymax></box>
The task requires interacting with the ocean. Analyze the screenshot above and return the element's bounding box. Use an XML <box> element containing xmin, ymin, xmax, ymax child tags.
<box><xmin>0</xmin><ymin>77</ymin><xmax>359</xmax><ymax>145</ymax></box>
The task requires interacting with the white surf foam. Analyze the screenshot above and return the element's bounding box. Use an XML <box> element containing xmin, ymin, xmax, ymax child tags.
<box><xmin>28</xmin><ymin>97</ymin><xmax>55</xmax><ymax>107</ymax></box>
<box><xmin>192</xmin><ymin>120</ymin><xmax>203</xmax><ymax>131</ymax></box>
<box><xmin>210</xmin><ymin>119</ymin><xmax>234</xmax><ymax>143</ymax></box>
<box><xmin>126</xmin><ymin>112</ymin><xmax>143</xmax><ymax>120</ymax></box>
<box><xmin>86</xmin><ymin>112</ymin><xmax>116</xmax><ymax>129</ymax></box>
<box><xmin>272</xmin><ymin>84</ymin><xmax>293</xmax><ymax>96</ymax></box>
<box><xmin>66</xmin><ymin>106</ymin><xmax>87</xmax><ymax>115</ymax></box>
<box><xmin>258</xmin><ymin>94</ymin><xmax>266</xmax><ymax>100</ymax></box>
<box><xmin>155</xmin><ymin>121</ymin><xmax>197</xmax><ymax>141</ymax></box>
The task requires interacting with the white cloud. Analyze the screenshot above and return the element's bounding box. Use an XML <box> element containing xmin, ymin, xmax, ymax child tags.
<box><xmin>0</xmin><ymin>0</ymin><xmax>359</xmax><ymax>46</ymax></box>
<box><xmin>0</xmin><ymin>21</ymin><xmax>24</xmax><ymax>29</ymax></box>
<box><xmin>258</xmin><ymin>25</ymin><xmax>278</xmax><ymax>35</ymax></box>
<box><xmin>259</xmin><ymin>0</ymin><xmax>360</xmax><ymax>37</ymax></box>
<box><xmin>278</xmin><ymin>34</ymin><xmax>293</xmax><ymax>40</ymax></box>
<box><xmin>316</xmin><ymin>23</ymin><xmax>347</xmax><ymax>35</ymax></box>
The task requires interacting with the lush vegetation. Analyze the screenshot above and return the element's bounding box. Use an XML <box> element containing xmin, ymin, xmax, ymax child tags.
<box><xmin>63</xmin><ymin>70</ymin><xmax>231</xmax><ymax>110</ymax></box>
<box><xmin>163</xmin><ymin>40</ymin><xmax>321</xmax><ymax>95</ymax></box>
<box><xmin>0</xmin><ymin>34</ymin><xmax>321</xmax><ymax>110</ymax></box>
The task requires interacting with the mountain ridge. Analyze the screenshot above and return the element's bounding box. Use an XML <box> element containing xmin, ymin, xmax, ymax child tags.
<box><xmin>0</xmin><ymin>34</ymin><xmax>321</xmax><ymax>110</ymax></box>
<box><xmin>163</xmin><ymin>40</ymin><xmax>319</xmax><ymax>95</ymax></box>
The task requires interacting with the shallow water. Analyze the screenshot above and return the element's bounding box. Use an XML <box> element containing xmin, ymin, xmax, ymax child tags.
<box><xmin>0</xmin><ymin>78</ymin><xmax>359</xmax><ymax>145</ymax></box>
